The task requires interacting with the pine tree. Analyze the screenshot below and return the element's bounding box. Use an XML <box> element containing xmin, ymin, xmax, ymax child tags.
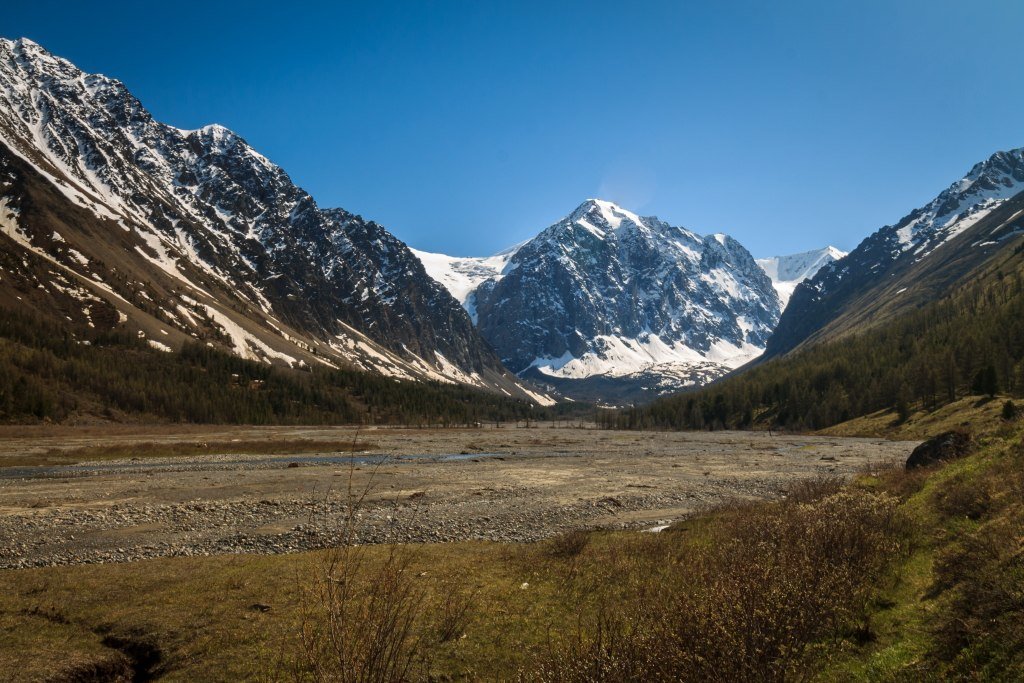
<box><xmin>972</xmin><ymin>365</ymin><xmax>999</xmax><ymax>398</ymax></box>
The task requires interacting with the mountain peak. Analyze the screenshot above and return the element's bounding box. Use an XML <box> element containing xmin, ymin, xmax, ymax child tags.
<box><xmin>768</xmin><ymin>146</ymin><xmax>1024</xmax><ymax>358</ymax></box>
<box><xmin>7</xmin><ymin>36</ymin><xmax>67</xmax><ymax>65</ymax></box>
<box><xmin>191</xmin><ymin>123</ymin><xmax>240</xmax><ymax>145</ymax></box>
<box><xmin>570</xmin><ymin>198</ymin><xmax>647</xmax><ymax>233</ymax></box>
<box><xmin>200</xmin><ymin>123</ymin><xmax>232</xmax><ymax>134</ymax></box>
<box><xmin>460</xmin><ymin>199</ymin><xmax>781</xmax><ymax>401</ymax></box>
<box><xmin>890</xmin><ymin>146</ymin><xmax>1024</xmax><ymax>254</ymax></box>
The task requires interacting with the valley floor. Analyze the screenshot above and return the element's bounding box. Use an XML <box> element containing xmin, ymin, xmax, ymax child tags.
<box><xmin>0</xmin><ymin>427</ymin><xmax>914</xmax><ymax>569</ymax></box>
<box><xmin>0</xmin><ymin>426</ymin><xmax>921</xmax><ymax>681</ymax></box>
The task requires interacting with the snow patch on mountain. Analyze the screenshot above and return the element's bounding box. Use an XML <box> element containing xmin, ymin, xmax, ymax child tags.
<box><xmin>0</xmin><ymin>36</ymin><xmax>547</xmax><ymax>403</ymax></box>
<box><xmin>767</xmin><ymin>147</ymin><xmax>1024</xmax><ymax>360</ymax></box>
<box><xmin>756</xmin><ymin>246</ymin><xmax>847</xmax><ymax>308</ymax></box>
<box><xmin>411</xmin><ymin>247</ymin><xmax>516</xmax><ymax>300</ymax></box>
<box><xmin>529</xmin><ymin>333</ymin><xmax>763</xmax><ymax>380</ymax></box>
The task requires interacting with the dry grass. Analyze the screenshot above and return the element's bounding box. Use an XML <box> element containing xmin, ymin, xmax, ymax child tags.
<box><xmin>0</xmin><ymin>482</ymin><xmax>915</xmax><ymax>682</ymax></box>
<box><xmin>526</xmin><ymin>486</ymin><xmax>909</xmax><ymax>682</ymax></box>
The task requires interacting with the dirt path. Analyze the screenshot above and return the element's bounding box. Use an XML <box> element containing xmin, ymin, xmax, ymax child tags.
<box><xmin>0</xmin><ymin>427</ymin><xmax>917</xmax><ymax>568</ymax></box>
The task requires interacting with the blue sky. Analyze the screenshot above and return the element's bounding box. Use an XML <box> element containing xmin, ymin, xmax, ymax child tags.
<box><xmin>5</xmin><ymin>1</ymin><xmax>1024</xmax><ymax>257</ymax></box>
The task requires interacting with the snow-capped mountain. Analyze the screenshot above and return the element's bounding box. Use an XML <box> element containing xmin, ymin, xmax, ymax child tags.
<box><xmin>756</xmin><ymin>246</ymin><xmax>847</xmax><ymax>309</ymax></box>
<box><xmin>0</xmin><ymin>37</ymin><xmax>548</xmax><ymax>403</ymax></box>
<box><xmin>415</xmin><ymin>199</ymin><xmax>781</xmax><ymax>402</ymax></box>
<box><xmin>768</xmin><ymin>147</ymin><xmax>1024</xmax><ymax>357</ymax></box>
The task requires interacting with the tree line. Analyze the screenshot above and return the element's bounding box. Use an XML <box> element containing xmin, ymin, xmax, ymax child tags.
<box><xmin>0</xmin><ymin>308</ymin><xmax>555</xmax><ymax>426</ymax></box>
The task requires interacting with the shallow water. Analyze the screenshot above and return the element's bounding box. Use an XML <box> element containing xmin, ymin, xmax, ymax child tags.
<box><xmin>0</xmin><ymin>451</ymin><xmax>509</xmax><ymax>479</ymax></box>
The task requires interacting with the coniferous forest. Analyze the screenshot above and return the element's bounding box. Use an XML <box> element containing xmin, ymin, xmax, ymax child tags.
<box><xmin>0</xmin><ymin>307</ymin><xmax>562</xmax><ymax>426</ymax></box>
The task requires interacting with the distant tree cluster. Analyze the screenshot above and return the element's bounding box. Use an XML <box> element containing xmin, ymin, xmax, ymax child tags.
<box><xmin>0</xmin><ymin>308</ymin><xmax>547</xmax><ymax>426</ymax></box>
<box><xmin>599</xmin><ymin>255</ymin><xmax>1024</xmax><ymax>431</ymax></box>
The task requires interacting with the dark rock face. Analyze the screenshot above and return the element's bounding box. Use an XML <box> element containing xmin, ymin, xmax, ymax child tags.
<box><xmin>0</xmin><ymin>37</ymin><xmax>518</xmax><ymax>390</ymax></box>
<box><xmin>473</xmin><ymin>199</ymin><xmax>781</xmax><ymax>380</ymax></box>
<box><xmin>769</xmin><ymin>149</ymin><xmax>1024</xmax><ymax>357</ymax></box>
<box><xmin>906</xmin><ymin>430</ymin><xmax>973</xmax><ymax>470</ymax></box>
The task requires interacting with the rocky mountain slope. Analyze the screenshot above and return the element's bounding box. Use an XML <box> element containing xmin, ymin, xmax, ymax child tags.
<box><xmin>755</xmin><ymin>246</ymin><xmax>846</xmax><ymax>309</ymax></box>
<box><xmin>767</xmin><ymin>147</ymin><xmax>1024</xmax><ymax>358</ymax></box>
<box><xmin>417</xmin><ymin>199</ymin><xmax>782</xmax><ymax>403</ymax></box>
<box><xmin>0</xmin><ymin>37</ymin><xmax>549</xmax><ymax>404</ymax></box>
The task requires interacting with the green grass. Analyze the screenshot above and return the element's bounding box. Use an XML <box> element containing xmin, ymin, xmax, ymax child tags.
<box><xmin>820</xmin><ymin>549</ymin><xmax>936</xmax><ymax>681</ymax></box>
<box><xmin>819</xmin><ymin>394</ymin><xmax>1010</xmax><ymax>440</ymax></box>
<box><xmin>0</xmin><ymin>540</ymin><xmax>602</xmax><ymax>681</ymax></box>
<box><xmin>820</xmin><ymin>416</ymin><xmax>1024</xmax><ymax>681</ymax></box>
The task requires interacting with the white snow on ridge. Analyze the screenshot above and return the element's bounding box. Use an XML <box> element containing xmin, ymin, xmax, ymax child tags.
<box><xmin>413</xmin><ymin>198</ymin><xmax>781</xmax><ymax>394</ymax></box>
<box><xmin>411</xmin><ymin>244</ymin><xmax>523</xmax><ymax>321</ymax></box>
<box><xmin>895</xmin><ymin>150</ymin><xmax>1024</xmax><ymax>254</ymax></box>
<box><xmin>588</xmin><ymin>199</ymin><xmax>645</xmax><ymax>232</ymax></box>
<box><xmin>756</xmin><ymin>246</ymin><xmax>847</xmax><ymax>309</ymax></box>
<box><xmin>0</xmin><ymin>37</ymin><xmax>559</xmax><ymax>406</ymax></box>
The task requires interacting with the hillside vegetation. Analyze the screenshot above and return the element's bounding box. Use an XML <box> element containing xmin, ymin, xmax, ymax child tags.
<box><xmin>0</xmin><ymin>307</ymin><xmax>557</xmax><ymax>426</ymax></box>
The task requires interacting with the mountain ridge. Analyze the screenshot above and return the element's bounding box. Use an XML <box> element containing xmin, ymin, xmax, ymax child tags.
<box><xmin>0</xmin><ymin>36</ymin><xmax>551</xmax><ymax>404</ymax></box>
<box><xmin>768</xmin><ymin>146</ymin><xmax>1024</xmax><ymax>358</ymax></box>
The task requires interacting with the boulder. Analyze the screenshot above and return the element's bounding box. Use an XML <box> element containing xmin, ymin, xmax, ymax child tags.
<box><xmin>905</xmin><ymin>430</ymin><xmax>973</xmax><ymax>469</ymax></box>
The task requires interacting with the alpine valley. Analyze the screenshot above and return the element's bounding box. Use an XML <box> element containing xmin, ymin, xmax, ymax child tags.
<box><xmin>0</xmin><ymin>37</ymin><xmax>845</xmax><ymax>410</ymax></box>
<box><xmin>5</xmin><ymin>14</ymin><xmax>1024</xmax><ymax>683</ymax></box>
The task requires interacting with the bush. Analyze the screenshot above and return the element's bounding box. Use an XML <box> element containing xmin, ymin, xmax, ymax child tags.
<box><xmin>264</xmin><ymin>477</ymin><xmax>442</xmax><ymax>682</ymax></box>
<box><xmin>280</xmin><ymin>544</ymin><xmax>425</xmax><ymax>682</ymax></box>
<box><xmin>930</xmin><ymin>515</ymin><xmax>1024</xmax><ymax>676</ymax></box>
<box><xmin>785</xmin><ymin>475</ymin><xmax>844</xmax><ymax>503</ymax></box>
<box><xmin>926</xmin><ymin>454</ymin><xmax>1024</xmax><ymax>678</ymax></box>
<box><xmin>872</xmin><ymin>464</ymin><xmax>932</xmax><ymax>500</ymax></box>
<box><xmin>546</xmin><ymin>529</ymin><xmax>591</xmax><ymax>559</ymax></box>
<box><xmin>527</xmin><ymin>489</ymin><xmax>908</xmax><ymax>682</ymax></box>
<box><xmin>931</xmin><ymin>474</ymin><xmax>991</xmax><ymax>521</ymax></box>
<box><xmin>431</xmin><ymin>576</ymin><xmax>477</xmax><ymax>644</ymax></box>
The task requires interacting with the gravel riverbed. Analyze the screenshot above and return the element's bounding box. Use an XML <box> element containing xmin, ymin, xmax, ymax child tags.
<box><xmin>0</xmin><ymin>426</ymin><xmax>918</xmax><ymax>569</ymax></box>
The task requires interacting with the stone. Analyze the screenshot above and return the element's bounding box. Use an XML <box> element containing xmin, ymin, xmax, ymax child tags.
<box><xmin>906</xmin><ymin>430</ymin><xmax>973</xmax><ymax>469</ymax></box>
